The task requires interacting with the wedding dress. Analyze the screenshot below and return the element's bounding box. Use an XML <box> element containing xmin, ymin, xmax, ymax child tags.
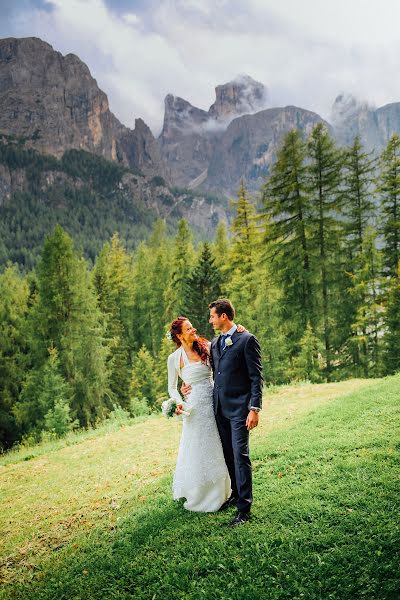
<box><xmin>167</xmin><ymin>346</ymin><xmax>231</xmax><ymax>512</ymax></box>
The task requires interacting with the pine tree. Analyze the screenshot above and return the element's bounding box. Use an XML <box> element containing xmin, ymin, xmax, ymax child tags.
<box><xmin>15</xmin><ymin>345</ymin><xmax>75</xmax><ymax>436</ymax></box>
<box><xmin>130</xmin><ymin>345</ymin><xmax>162</xmax><ymax>412</ymax></box>
<box><xmin>131</xmin><ymin>242</ymin><xmax>153</xmax><ymax>351</ymax></box>
<box><xmin>262</xmin><ymin>129</ymin><xmax>314</xmax><ymax>350</ymax></box>
<box><xmin>378</xmin><ymin>134</ymin><xmax>400</xmax><ymax>276</ymax></box>
<box><xmin>92</xmin><ymin>234</ymin><xmax>134</xmax><ymax>408</ymax></box>
<box><xmin>27</xmin><ymin>225</ymin><xmax>111</xmax><ymax>427</ymax></box>
<box><xmin>132</xmin><ymin>220</ymin><xmax>173</xmax><ymax>355</ymax></box>
<box><xmin>0</xmin><ymin>264</ymin><xmax>30</xmax><ymax>449</ymax></box>
<box><xmin>165</xmin><ymin>219</ymin><xmax>195</xmax><ymax>320</ymax></box>
<box><xmin>337</xmin><ymin>138</ymin><xmax>377</xmax><ymax>375</ymax></box>
<box><xmin>385</xmin><ymin>261</ymin><xmax>400</xmax><ymax>374</ymax></box>
<box><xmin>41</xmin><ymin>346</ymin><xmax>77</xmax><ymax>437</ymax></box>
<box><xmin>230</xmin><ymin>181</ymin><xmax>261</xmax><ymax>283</ymax></box>
<box><xmin>211</xmin><ymin>221</ymin><xmax>230</xmax><ymax>275</ymax></box>
<box><xmin>44</xmin><ymin>398</ymin><xmax>77</xmax><ymax>438</ymax></box>
<box><xmin>307</xmin><ymin>123</ymin><xmax>344</xmax><ymax>377</ymax></box>
<box><xmin>227</xmin><ymin>181</ymin><xmax>262</xmax><ymax>331</ymax></box>
<box><xmin>347</xmin><ymin>227</ymin><xmax>384</xmax><ymax>376</ymax></box>
<box><xmin>252</xmin><ymin>264</ymin><xmax>290</xmax><ymax>384</ymax></box>
<box><xmin>343</xmin><ymin>136</ymin><xmax>377</xmax><ymax>256</ymax></box>
<box><xmin>182</xmin><ymin>242</ymin><xmax>222</xmax><ymax>338</ymax></box>
<box><xmin>290</xmin><ymin>322</ymin><xmax>324</xmax><ymax>383</ymax></box>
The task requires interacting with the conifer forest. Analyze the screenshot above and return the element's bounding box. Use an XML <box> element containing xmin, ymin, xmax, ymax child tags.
<box><xmin>1</xmin><ymin>125</ymin><xmax>399</xmax><ymax>451</ymax></box>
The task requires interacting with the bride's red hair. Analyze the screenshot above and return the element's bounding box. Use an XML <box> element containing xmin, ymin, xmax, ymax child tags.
<box><xmin>169</xmin><ymin>316</ymin><xmax>210</xmax><ymax>364</ymax></box>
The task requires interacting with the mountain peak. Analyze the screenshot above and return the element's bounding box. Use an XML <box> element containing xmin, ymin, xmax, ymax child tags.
<box><xmin>208</xmin><ymin>74</ymin><xmax>268</xmax><ymax>121</ymax></box>
<box><xmin>331</xmin><ymin>92</ymin><xmax>372</xmax><ymax>125</ymax></box>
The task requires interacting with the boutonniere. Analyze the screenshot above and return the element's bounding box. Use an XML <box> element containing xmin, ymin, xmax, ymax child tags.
<box><xmin>225</xmin><ymin>337</ymin><xmax>233</xmax><ymax>347</ymax></box>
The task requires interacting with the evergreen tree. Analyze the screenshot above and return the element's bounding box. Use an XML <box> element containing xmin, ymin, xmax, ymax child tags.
<box><xmin>131</xmin><ymin>242</ymin><xmax>153</xmax><ymax>351</ymax></box>
<box><xmin>347</xmin><ymin>227</ymin><xmax>384</xmax><ymax>376</ymax></box>
<box><xmin>0</xmin><ymin>264</ymin><xmax>29</xmax><ymax>449</ymax></box>
<box><xmin>211</xmin><ymin>221</ymin><xmax>230</xmax><ymax>275</ymax></box>
<box><xmin>230</xmin><ymin>181</ymin><xmax>260</xmax><ymax>283</ymax></box>
<box><xmin>307</xmin><ymin>123</ymin><xmax>344</xmax><ymax>377</ymax></box>
<box><xmin>132</xmin><ymin>220</ymin><xmax>173</xmax><ymax>355</ymax></box>
<box><xmin>92</xmin><ymin>234</ymin><xmax>134</xmax><ymax>408</ymax></box>
<box><xmin>166</xmin><ymin>219</ymin><xmax>195</xmax><ymax>320</ymax></box>
<box><xmin>130</xmin><ymin>345</ymin><xmax>162</xmax><ymax>411</ymax></box>
<box><xmin>26</xmin><ymin>225</ymin><xmax>111</xmax><ymax>427</ymax></box>
<box><xmin>290</xmin><ymin>322</ymin><xmax>324</xmax><ymax>383</ymax></box>
<box><xmin>377</xmin><ymin>134</ymin><xmax>400</xmax><ymax>276</ymax></box>
<box><xmin>15</xmin><ymin>345</ymin><xmax>75</xmax><ymax>437</ymax></box>
<box><xmin>384</xmin><ymin>261</ymin><xmax>400</xmax><ymax>374</ymax></box>
<box><xmin>182</xmin><ymin>242</ymin><xmax>222</xmax><ymax>338</ymax></box>
<box><xmin>262</xmin><ymin>129</ymin><xmax>314</xmax><ymax>349</ymax></box>
<box><xmin>44</xmin><ymin>398</ymin><xmax>77</xmax><ymax>438</ymax></box>
<box><xmin>228</xmin><ymin>181</ymin><xmax>262</xmax><ymax>332</ymax></box>
<box><xmin>252</xmin><ymin>264</ymin><xmax>290</xmax><ymax>384</ymax></box>
<box><xmin>343</xmin><ymin>136</ymin><xmax>377</xmax><ymax>256</ymax></box>
<box><xmin>337</xmin><ymin>138</ymin><xmax>377</xmax><ymax>375</ymax></box>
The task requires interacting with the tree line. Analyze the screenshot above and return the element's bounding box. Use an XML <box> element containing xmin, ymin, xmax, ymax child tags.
<box><xmin>0</xmin><ymin>124</ymin><xmax>399</xmax><ymax>451</ymax></box>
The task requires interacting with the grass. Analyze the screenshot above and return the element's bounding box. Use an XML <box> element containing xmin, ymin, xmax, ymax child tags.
<box><xmin>0</xmin><ymin>376</ymin><xmax>399</xmax><ymax>599</ymax></box>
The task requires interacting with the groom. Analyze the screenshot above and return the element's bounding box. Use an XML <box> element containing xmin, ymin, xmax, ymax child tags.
<box><xmin>208</xmin><ymin>298</ymin><xmax>263</xmax><ymax>526</ymax></box>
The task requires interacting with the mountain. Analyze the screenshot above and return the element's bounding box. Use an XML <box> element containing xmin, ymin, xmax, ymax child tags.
<box><xmin>158</xmin><ymin>74</ymin><xmax>270</xmax><ymax>189</ymax></box>
<box><xmin>205</xmin><ymin>106</ymin><xmax>330</xmax><ymax>193</ymax></box>
<box><xmin>0</xmin><ymin>37</ymin><xmax>166</xmax><ymax>181</ymax></box>
<box><xmin>0</xmin><ymin>37</ymin><xmax>229</xmax><ymax>269</ymax></box>
<box><xmin>158</xmin><ymin>89</ymin><xmax>328</xmax><ymax>194</ymax></box>
<box><xmin>208</xmin><ymin>74</ymin><xmax>269</xmax><ymax>122</ymax></box>
<box><xmin>5</xmin><ymin>35</ymin><xmax>400</xmax><ymax>217</ymax></box>
<box><xmin>331</xmin><ymin>93</ymin><xmax>400</xmax><ymax>150</ymax></box>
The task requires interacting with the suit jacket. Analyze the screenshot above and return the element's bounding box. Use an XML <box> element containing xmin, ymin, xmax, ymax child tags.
<box><xmin>211</xmin><ymin>329</ymin><xmax>263</xmax><ymax>420</ymax></box>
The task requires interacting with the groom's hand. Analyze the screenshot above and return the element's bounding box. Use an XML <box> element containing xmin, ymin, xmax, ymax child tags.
<box><xmin>246</xmin><ymin>410</ymin><xmax>259</xmax><ymax>431</ymax></box>
<box><xmin>181</xmin><ymin>381</ymin><xmax>192</xmax><ymax>399</ymax></box>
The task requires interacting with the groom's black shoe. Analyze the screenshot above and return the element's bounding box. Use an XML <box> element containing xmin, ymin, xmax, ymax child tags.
<box><xmin>228</xmin><ymin>511</ymin><xmax>250</xmax><ymax>527</ymax></box>
<box><xmin>218</xmin><ymin>496</ymin><xmax>238</xmax><ymax>512</ymax></box>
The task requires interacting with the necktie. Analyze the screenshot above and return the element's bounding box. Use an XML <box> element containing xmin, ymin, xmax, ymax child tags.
<box><xmin>220</xmin><ymin>334</ymin><xmax>227</xmax><ymax>350</ymax></box>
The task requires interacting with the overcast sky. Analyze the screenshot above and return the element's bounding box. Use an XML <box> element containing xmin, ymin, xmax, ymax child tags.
<box><xmin>2</xmin><ymin>0</ymin><xmax>400</xmax><ymax>135</ymax></box>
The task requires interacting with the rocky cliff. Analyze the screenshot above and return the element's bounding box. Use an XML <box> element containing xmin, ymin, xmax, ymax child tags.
<box><xmin>205</xmin><ymin>106</ymin><xmax>330</xmax><ymax>193</ymax></box>
<box><xmin>158</xmin><ymin>75</ymin><xmax>269</xmax><ymax>190</ymax></box>
<box><xmin>0</xmin><ymin>37</ymin><xmax>166</xmax><ymax>180</ymax></box>
<box><xmin>208</xmin><ymin>75</ymin><xmax>268</xmax><ymax>122</ymax></box>
<box><xmin>5</xmin><ymin>36</ymin><xmax>400</xmax><ymax>204</ymax></box>
<box><xmin>331</xmin><ymin>93</ymin><xmax>400</xmax><ymax>150</ymax></box>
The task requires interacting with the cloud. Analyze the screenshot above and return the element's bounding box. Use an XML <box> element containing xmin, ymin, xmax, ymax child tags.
<box><xmin>2</xmin><ymin>0</ymin><xmax>400</xmax><ymax>136</ymax></box>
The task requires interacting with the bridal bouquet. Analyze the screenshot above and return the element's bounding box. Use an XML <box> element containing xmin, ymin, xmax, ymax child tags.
<box><xmin>161</xmin><ymin>398</ymin><xmax>192</xmax><ymax>418</ymax></box>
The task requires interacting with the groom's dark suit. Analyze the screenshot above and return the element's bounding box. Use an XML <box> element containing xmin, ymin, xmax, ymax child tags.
<box><xmin>211</xmin><ymin>329</ymin><xmax>263</xmax><ymax>514</ymax></box>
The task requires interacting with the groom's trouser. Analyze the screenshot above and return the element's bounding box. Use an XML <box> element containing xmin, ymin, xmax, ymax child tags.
<box><xmin>216</xmin><ymin>410</ymin><xmax>252</xmax><ymax>514</ymax></box>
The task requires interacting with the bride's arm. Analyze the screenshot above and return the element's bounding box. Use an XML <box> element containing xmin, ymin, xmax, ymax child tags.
<box><xmin>167</xmin><ymin>353</ymin><xmax>183</xmax><ymax>404</ymax></box>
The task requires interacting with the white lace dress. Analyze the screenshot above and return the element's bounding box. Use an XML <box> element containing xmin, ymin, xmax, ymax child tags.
<box><xmin>167</xmin><ymin>346</ymin><xmax>231</xmax><ymax>512</ymax></box>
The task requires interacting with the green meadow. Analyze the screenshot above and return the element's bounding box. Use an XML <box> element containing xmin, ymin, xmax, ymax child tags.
<box><xmin>1</xmin><ymin>376</ymin><xmax>399</xmax><ymax>599</ymax></box>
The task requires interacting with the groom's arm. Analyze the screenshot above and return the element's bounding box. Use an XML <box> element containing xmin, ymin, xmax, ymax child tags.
<box><xmin>244</xmin><ymin>335</ymin><xmax>263</xmax><ymax>410</ymax></box>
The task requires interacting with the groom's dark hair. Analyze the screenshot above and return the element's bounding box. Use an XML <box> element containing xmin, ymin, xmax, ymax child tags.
<box><xmin>209</xmin><ymin>298</ymin><xmax>235</xmax><ymax>320</ymax></box>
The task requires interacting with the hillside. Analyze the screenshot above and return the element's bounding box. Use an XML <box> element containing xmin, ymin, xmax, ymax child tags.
<box><xmin>1</xmin><ymin>376</ymin><xmax>399</xmax><ymax>599</ymax></box>
<box><xmin>0</xmin><ymin>139</ymin><xmax>227</xmax><ymax>270</ymax></box>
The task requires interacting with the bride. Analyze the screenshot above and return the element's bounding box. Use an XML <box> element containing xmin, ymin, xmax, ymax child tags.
<box><xmin>167</xmin><ymin>316</ymin><xmax>231</xmax><ymax>512</ymax></box>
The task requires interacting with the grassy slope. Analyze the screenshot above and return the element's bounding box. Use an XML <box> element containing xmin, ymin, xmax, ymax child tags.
<box><xmin>0</xmin><ymin>376</ymin><xmax>399</xmax><ymax>599</ymax></box>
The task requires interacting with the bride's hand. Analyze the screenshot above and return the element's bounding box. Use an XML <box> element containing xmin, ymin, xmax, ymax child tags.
<box><xmin>237</xmin><ymin>324</ymin><xmax>247</xmax><ymax>333</ymax></box>
<box><xmin>181</xmin><ymin>381</ymin><xmax>192</xmax><ymax>399</ymax></box>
